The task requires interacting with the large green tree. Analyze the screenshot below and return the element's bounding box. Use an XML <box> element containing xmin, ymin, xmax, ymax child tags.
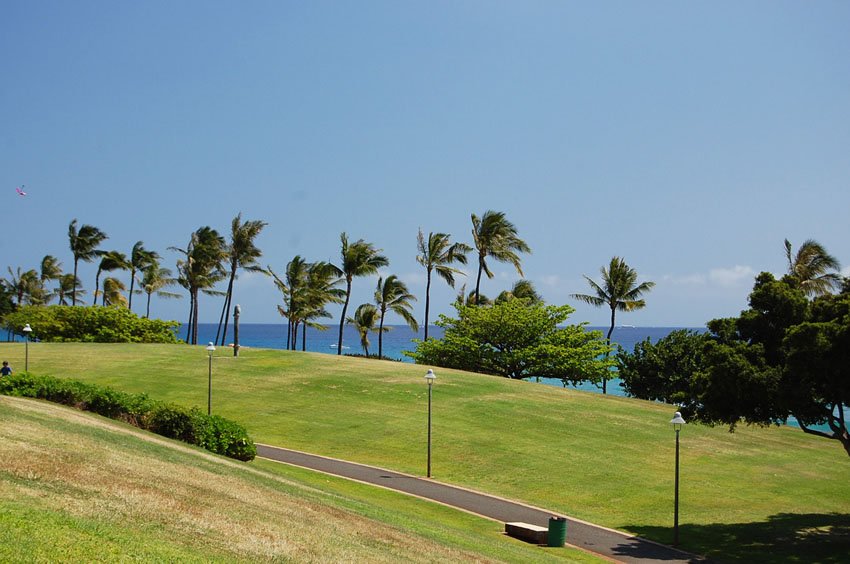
<box><xmin>408</xmin><ymin>299</ymin><xmax>612</xmax><ymax>383</ymax></box>
<box><xmin>374</xmin><ymin>275</ymin><xmax>418</xmax><ymax>358</ymax></box>
<box><xmin>68</xmin><ymin>219</ymin><xmax>108</xmax><ymax>306</ymax></box>
<box><xmin>335</xmin><ymin>233</ymin><xmax>388</xmax><ymax>355</ymax></box>
<box><xmin>415</xmin><ymin>229</ymin><xmax>470</xmax><ymax>340</ymax></box>
<box><xmin>139</xmin><ymin>261</ymin><xmax>181</xmax><ymax>319</ymax></box>
<box><xmin>216</xmin><ymin>214</ymin><xmax>267</xmax><ymax>346</ymax></box>
<box><xmin>618</xmin><ymin>272</ymin><xmax>850</xmax><ymax>457</ymax></box>
<box><xmin>470</xmin><ymin>210</ymin><xmax>531</xmax><ymax>306</ymax></box>
<box><xmin>572</xmin><ymin>257</ymin><xmax>655</xmax><ymax>393</ymax></box>
<box><xmin>347</xmin><ymin>303</ymin><xmax>382</xmax><ymax>357</ymax></box>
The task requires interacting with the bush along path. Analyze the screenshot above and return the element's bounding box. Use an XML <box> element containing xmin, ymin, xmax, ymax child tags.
<box><xmin>0</xmin><ymin>373</ymin><xmax>256</xmax><ymax>461</ymax></box>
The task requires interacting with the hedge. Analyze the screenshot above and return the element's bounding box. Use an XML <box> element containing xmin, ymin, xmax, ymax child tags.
<box><xmin>0</xmin><ymin>373</ymin><xmax>256</xmax><ymax>461</ymax></box>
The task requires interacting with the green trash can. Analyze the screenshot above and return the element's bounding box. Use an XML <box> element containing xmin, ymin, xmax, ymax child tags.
<box><xmin>548</xmin><ymin>516</ymin><xmax>567</xmax><ymax>547</ymax></box>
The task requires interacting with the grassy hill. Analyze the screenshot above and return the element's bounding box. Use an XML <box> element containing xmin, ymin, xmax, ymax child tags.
<box><xmin>1</xmin><ymin>341</ymin><xmax>848</xmax><ymax>562</ymax></box>
<box><xmin>0</xmin><ymin>395</ymin><xmax>598</xmax><ymax>563</ymax></box>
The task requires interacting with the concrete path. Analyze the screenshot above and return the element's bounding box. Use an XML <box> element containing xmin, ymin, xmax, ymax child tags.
<box><xmin>256</xmin><ymin>444</ymin><xmax>705</xmax><ymax>563</ymax></box>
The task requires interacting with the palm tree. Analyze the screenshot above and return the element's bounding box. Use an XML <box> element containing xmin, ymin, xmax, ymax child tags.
<box><xmin>572</xmin><ymin>257</ymin><xmax>655</xmax><ymax>394</ymax></box>
<box><xmin>470</xmin><ymin>210</ymin><xmax>531</xmax><ymax>305</ymax></box>
<box><xmin>347</xmin><ymin>303</ymin><xmax>382</xmax><ymax>357</ymax></box>
<box><xmin>127</xmin><ymin>241</ymin><xmax>159</xmax><ymax>312</ymax></box>
<box><xmin>270</xmin><ymin>256</ymin><xmax>310</xmax><ymax>350</ymax></box>
<box><xmin>300</xmin><ymin>261</ymin><xmax>345</xmax><ymax>351</ymax></box>
<box><xmin>56</xmin><ymin>274</ymin><xmax>84</xmax><ymax>305</ymax></box>
<box><xmin>172</xmin><ymin>227</ymin><xmax>226</xmax><ymax>344</ymax></box>
<box><xmin>495</xmin><ymin>279</ymin><xmax>542</xmax><ymax>304</ymax></box>
<box><xmin>336</xmin><ymin>233</ymin><xmax>389</xmax><ymax>355</ymax></box>
<box><xmin>374</xmin><ymin>275</ymin><xmax>418</xmax><ymax>358</ymax></box>
<box><xmin>416</xmin><ymin>229</ymin><xmax>471</xmax><ymax>340</ymax></box>
<box><xmin>4</xmin><ymin>267</ymin><xmax>40</xmax><ymax>305</ymax></box>
<box><xmin>784</xmin><ymin>238</ymin><xmax>842</xmax><ymax>297</ymax></box>
<box><xmin>68</xmin><ymin>219</ymin><xmax>108</xmax><ymax>306</ymax></box>
<box><xmin>139</xmin><ymin>262</ymin><xmax>181</xmax><ymax>318</ymax></box>
<box><xmin>93</xmin><ymin>251</ymin><xmax>128</xmax><ymax>306</ymax></box>
<box><xmin>216</xmin><ymin>214</ymin><xmax>268</xmax><ymax>346</ymax></box>
<box><xmin>102</xmin><ymin>277</ymin><xmax>128</xmax><ymax>307</ymax></box>
<box><xmin>39</xmin><ymin>255</ymin><xmax>63</xmax><ymax>304</ymax></box>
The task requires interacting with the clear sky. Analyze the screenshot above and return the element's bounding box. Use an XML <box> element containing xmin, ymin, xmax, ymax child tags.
<box><xmin>3</xmin><ymin>1</ymin><xmax>849</xmax><ymax>328</ymax></box>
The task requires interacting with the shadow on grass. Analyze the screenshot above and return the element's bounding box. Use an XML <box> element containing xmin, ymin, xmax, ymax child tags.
<box><xmin>623</xmin><ymin>513</ymin><xmax>850</xmax><ymax>563</ymax></box>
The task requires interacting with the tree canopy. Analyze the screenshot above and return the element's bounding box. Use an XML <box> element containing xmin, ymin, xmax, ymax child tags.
<box><xmin>407</xmin><ymin>299</ymin><xmax>612</xmax><ymax>384</ymax></box>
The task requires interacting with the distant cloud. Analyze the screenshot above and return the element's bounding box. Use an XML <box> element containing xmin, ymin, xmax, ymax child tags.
<box><xmin>661</xmin><ymin>265</ymin><xmax>755</xmax><ymax>288</ymax></box>
<box><xmin>709</xmin><ymin>265</ymin><xmax>755</xmax><ymax>287</ymax></box>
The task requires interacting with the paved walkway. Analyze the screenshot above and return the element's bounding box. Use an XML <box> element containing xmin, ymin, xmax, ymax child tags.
<box><xmin>256</xmin><ymin>444</ymin><xmax>705</xmax><ymax>563</ymax></box>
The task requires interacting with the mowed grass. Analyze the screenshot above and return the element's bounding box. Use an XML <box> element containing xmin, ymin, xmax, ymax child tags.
<box><xmin>2</xmin><ymin>341</ymin><xmax>849</xmax><ymax>562</ymax></box>
<box><xmin>0</xmin><ymin>395</ymin><xmax>599</xmax><ymax>563</ymax></box>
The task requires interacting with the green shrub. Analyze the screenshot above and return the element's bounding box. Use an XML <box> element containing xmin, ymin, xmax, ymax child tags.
<box><xmin>3</xmin><ymin>305</ymin><xmax>179</xmax><ymax>343</ymax></box>
<box><xmin>0</xmin><ymin>373</ymin><xmax>255</xmax><ymax>461</ymax></box>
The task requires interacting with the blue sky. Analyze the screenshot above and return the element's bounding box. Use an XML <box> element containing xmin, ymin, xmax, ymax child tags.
<box><xmin>3</xmin><ymin>1</ymin><xmax>849</xmax><ymax>328</ymax></box>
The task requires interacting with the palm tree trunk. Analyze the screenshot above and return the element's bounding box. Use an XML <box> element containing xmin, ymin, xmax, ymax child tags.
<box><xmin>293</xmin><ymin>320</ymin><xmax>299</xmax><ymax>350</ymax></box>
<box><xmin>72</xmin><ymin>259</ymin><xmax>79</xmax><ymax>306</ymax></box>
<box><xmin>128</xmin><ymin>268</ymin><xmax>136</xmax><ymax>311</ymax></box>
<box><xmin>474</xmin><ymin>257</ymin><xmax>484</xmax><ymax>305</ymax></box>
<box><xmin>93</xmin><ymin>270</ymin><xmax>101</xmax><ymax>306</ymax></box>
<box><xmin>185</xmin><ymin>295</ymin><xmax>194</xmax><ymax>343</ymax></box>
<box><xmin>603</xmin><ymin>307</ymin><xmax>616</xmax><ymax>394</ymax></box>
<box><xmin>285</xmin><ymin>321</ymin><xmax>291</xmax><ymax>350</ymax></box>
<box><xmin>217</xmin><ymin>270</ymin><xmax>236</xmax><ymax>346</ymax></box>
<box><xmin>145</xmin><ymin>292</ymin><xmax>152</xmax><ymax>318</ymax></box>
<box><xmin>378</xmin><ymin>309</ymin><xmax>385</xmax><ymax>358</ymax></box>
<box><xmin>302</xmin><ymin>323</ymin><xmax>306</xmax><ymax>352</ymax></box>
<box><xmin>337</xmin><ymin>280</ymin><xmax>352</xmax><ymax>355</ymax></box>
<box><xmin>424</xmin><ymin>271</ymin><xmax>432</xmax><ymax>340</ymax></box>
<box><xmin>191</xmin><ymin>289</ymin><xmax>200</xmax><ymax>345</ymax></box>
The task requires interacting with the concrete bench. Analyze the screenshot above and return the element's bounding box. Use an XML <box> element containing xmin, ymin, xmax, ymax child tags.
<box><xmin>505</xmin><ymin>522</ymin><xmax>548</xmax><ymax>544</ymax></box>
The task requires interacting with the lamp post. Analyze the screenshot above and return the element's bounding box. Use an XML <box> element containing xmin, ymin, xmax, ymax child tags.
<box><xmin>23</xmin><ymin>324</ymin><xmax>32</xmax><ymax>372</ymax></box>
<box><xmin>206</xmin><ymin>342</ymin><xmax>216</xmax><ymax>415</ymax></box>
<box><xmin>425</xmin><ymin>369</ymin><xmax>436</xmax><ymax>478</ymax></box>
<box><xmin>233</xmin><ymin>304</ymin><xmax>241</xmax><ymax>357</ymax></box>
<box><xmin>670</xmin><ymin>411</ymin><xmax>686</xmax><ymax>547</ymax></box>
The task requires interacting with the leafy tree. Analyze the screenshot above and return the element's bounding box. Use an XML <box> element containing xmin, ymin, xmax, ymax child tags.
<box><xmin>336</xmin><ymin>233</ymin><xmax>388</xmax><ymax>355</ymax></box>
<box><xmin>572</xmin><ymin>257</ymin><xmax>655</xmax><ymax>393</ymax></box>
<box><xmin>619</xmin><ymin>272</ymin><xmax>850</xmax><ymax>457</ymax></box>
<box><xmin>3</xmin><ymin>305</ymin><xmax>178</xmax><ymax>343</ymax></box>
<box><xmin>299</xmin><ymin>261</ymin><xmax>344</xmax><ymax>351</ymax></box>
<box><xmin>172</xmin><ymin>227</ymin><xmax>226</xmax><ymax>344</ymax></box>
<box><xmin>39</xmin><ymin>255</ymin><xmax>63</xmax><ymax>304</ymax></box>
<box><xmin>470</xmin><ymin>210</ymin><xmax>531</xmax><ymax>305</ymax></box>
<box><xmin>56</xmin><ymin>274</ymin><xmax>84</xmax><ymax>306</ymax></box>
<box><xmin>408</xmin><ymin>299</ymin><xmax>612</xmax><ymax>383</ymax></box>
<box><xmin>784</xmin><ymin>238</ymin><xmax>841</xmax><ymax>297</ymax></box>
<box><xmin>416</xmin><ymin>229</ymin><xmax>470</xmax><ymax>340</ymax></box>
<box><xmin>374</xmin><ymin>275</ymin><xmax>418</xmax><ymax>358</ymax></box>
<box><xmin>4</xmin><ymin>267</ymin><xmax>41</xmax><ymax>305</ymax></box>
<box><xmin>127</xmin><ymin>241</ymin><xmax>159</xmax><ymax>312</ymax></box>
<box><xmin>93</xmin><ymin>251</ymin><xmax>128</xmax><ymax>306</ymax></box>
<box><xmin>347</xmin><ymin>303</ymin><xmax>383</xmax><ymax>357</ymax></box>
<box><xmin>68</xmin><ymin>219</ymin><xmax>108</xmax><ymax>306</ymax></box>
<box><xmin>215</xmin><ymin>214</ymin><xmax>267</xmax><ymax>346</ymax></box>
<box><xmin>495</xmin><ymin>279</ymin><xmax>542</xmax><ymax>304</ymax></box>
<box><xmin>139</xmin><ymin>261</ymin><xmax>181</xmax><ymax>319</ymax></box>
<box><xmin>271</xmin><ymin>256</ymin><xmax>310</xmax><ymax>350</ymax></box>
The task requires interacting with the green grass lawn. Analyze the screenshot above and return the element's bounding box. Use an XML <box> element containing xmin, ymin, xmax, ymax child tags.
<box><xmin>0</xmin><ymin>395</ymin><xmax>598</xmax><ymax>563</ymax></box>
<box><xmin>2</xmin><ymin>341</ymin><xmax>848</xmax><ymax>562</ymax></box>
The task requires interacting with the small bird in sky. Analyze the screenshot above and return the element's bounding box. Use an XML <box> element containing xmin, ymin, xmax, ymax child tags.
<box><xmin>16</xmin><ymin>185</ymin><xmax>27</xmax><ymax>196</ymax></box>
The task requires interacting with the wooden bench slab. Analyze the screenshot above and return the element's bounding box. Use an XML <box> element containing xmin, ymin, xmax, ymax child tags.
<box><xmin>505</xmin><ymin>521</ymin><xmax>548</xmax><ymax>544</ymax></box>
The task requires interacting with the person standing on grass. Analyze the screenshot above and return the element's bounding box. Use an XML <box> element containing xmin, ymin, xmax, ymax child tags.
<box><xmin>0</xmin><ymin>361</ymin><xmax>11</xmax><ymax>376</ymax></box>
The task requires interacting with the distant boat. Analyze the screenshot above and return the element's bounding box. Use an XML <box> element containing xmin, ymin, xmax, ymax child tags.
<box><xmin>329</xmin><ymin>344</ymin><xmax>350</xmax><ymax>349</ymax></box>
<box><xmin>619</xmin><ymin>325</ymin><xmax>636</xmax><ymax>328</ymax></box>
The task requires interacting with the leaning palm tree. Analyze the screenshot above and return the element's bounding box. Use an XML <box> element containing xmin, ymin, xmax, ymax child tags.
<box><xmin>93</xmin><ymin>251</ymin><xmax>128</xmax><ymax>306</ymax></box>
<box><xmin>171</xmin><ymin>227</ymin><xmax>227</xmax><ymax>344</ymax></box>
<box><xmin>102</xmin><ymin>277</ymin><xmax>128</xmax><ymax>307</ymax></box>
<box><xmin>299</xmin><ymin>261</ymin><xmax>345</xmax><ymax>351</ymax></box>
<box><xmin>39</xmin><ymin>255</ymin><xmax>63</xmax><ymax>304</ymax></box>
<box><xmin>374</xmin><ymin>275</ymin><xmax>418</xmax><ymax>358</ymax></box>
<box><xmin>127</xmin><ymin>241</ymin><xmax>159</xmax><ymax>312</ymax></box>
<box><xmin>139</xmin><ymin>262</ymin><xmax>181</xmax><ymax>318</ymax></box>
<box><xmin>784</xmin><ymin>238</ymin><xmax>842</xmax><ymax>297</ymax></box>
<box><xmin>68</xmin><ymin>219</ymin><xmax>108</xmax><ymax>306</ymax></box>
<box><xmin>470</xmin><ymin>210</ymin><xmax>531</xmax><ymax>305</ymax></box>
<box><xmin>335</xmin><ymin>233</ymin><xmax>389</xmax><ymax>355</ymax></box>
<box><xmin>416</xmin><ymin>229</ymin><xmax>471</xmax><ymax>340</ymax></box>
<box><xmin>347</xmin><ymin>303</ymin><xmax>383</xmax><ymax>357</ymax></box>
<box><xmin>572</xmin><ymin>257</ymin><xmax>655</xmax><ymax>394</ymax></box>
<box><xmin>56</xmin><ymin>274</ymin><xmax>84</xmax><ymax>306</ymax></box>
<box><xmin>216</xmin><ymin>214</ymin><xmax>268</xmax><ymax>346</ymax></box>
<box><xmin>270</xmin><ymin>256</ymin><xmax>310</xmax><ymax>350</ymax></box>
<box><xmin>4</xmin><ymin>267</ymin><xmax>42</xmax><ymax>305</ymax></box>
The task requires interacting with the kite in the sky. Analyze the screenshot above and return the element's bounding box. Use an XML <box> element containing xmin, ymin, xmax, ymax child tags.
<box><xmin>16</xmin><ymin>186</ymin><xmax>26</xmax><ymax>196</ymax></box>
